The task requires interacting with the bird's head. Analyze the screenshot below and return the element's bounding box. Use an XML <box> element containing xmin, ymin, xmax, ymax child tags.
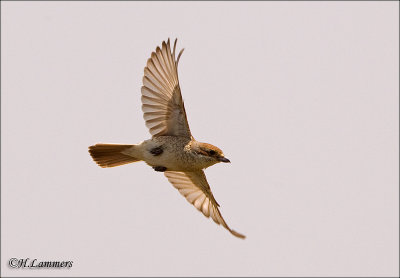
<box><xmin>191</xmin><ymin>142</ymin><xmax>230</xmax><ymax>164</ymax></box>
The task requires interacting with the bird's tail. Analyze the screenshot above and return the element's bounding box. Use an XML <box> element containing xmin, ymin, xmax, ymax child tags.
<box><xmin>88</xmin><ymin>143</ymin><xmax>140</xmax><ymax>168</ymax></box>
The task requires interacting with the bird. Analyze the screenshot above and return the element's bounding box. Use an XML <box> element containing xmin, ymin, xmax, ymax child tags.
<box><xmin>88</xmin><ymin>38</ymin><xmax>245</xmax><ymax>239</ymax></box>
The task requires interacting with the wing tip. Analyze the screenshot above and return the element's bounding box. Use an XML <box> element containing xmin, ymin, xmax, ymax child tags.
<box><xmin>230</xmin><ymin>229</ymin><xmax>246</xmax><ymax>239</ymax></box>
<box><xmin>177</xmin><ymin>48</ymin><xmax>185</xmax><ymax>65</ymax></box>
<box><xmin>173</xmin><ymin>38</ymin><xmax>178</xmax><ymax>58</ymax></box>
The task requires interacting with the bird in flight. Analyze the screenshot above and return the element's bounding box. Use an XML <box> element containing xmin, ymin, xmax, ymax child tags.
<box><xmin>89</xmin><ymin>39</ymin><xmax>245</xmax><ymax>239</ymax></box>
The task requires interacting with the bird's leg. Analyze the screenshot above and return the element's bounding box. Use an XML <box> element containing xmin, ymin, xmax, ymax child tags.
<box><xmin>153</xmin><ymin>166</ymin><xmax>167</xmax><ymax>172</ymax></box>
<box><xmin>150</xmin><ymin>146</ymin><xmax>163</xmax><ymax>156</ymax></box>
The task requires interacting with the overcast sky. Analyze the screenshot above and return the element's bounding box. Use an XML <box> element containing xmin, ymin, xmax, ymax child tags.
<box><xmin>1</xmin><ymin>1</ymin><xmax>399</xmax><ymax>277</ymax></box>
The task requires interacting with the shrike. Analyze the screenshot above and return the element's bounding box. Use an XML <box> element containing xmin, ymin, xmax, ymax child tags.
<box><xmin>89</xmin><ymin>39</ymin><xmax>245</xmax><ymax>239</ymax></box>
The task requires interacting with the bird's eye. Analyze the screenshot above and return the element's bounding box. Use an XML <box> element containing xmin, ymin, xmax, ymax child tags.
<box><xmin>209</xmin><ymin>150</ymin><xmax>216</xmax><ymax>156</ymax></box>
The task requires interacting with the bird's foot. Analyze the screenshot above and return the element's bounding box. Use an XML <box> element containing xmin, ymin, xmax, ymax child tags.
<box><xmin>153</xmin><ymin>166</ymin><xmax>167</xmax><ymax>172</ymax></box>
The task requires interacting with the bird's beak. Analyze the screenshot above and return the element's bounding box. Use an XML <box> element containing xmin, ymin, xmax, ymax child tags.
<box><xmin>218</xmin><ymin>157</ymin><xmax>230</xmax><ymax>163</ymax></box>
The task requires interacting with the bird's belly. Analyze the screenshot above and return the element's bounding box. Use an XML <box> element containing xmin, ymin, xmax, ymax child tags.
<box><xmin>141</xmin><ymin>138</ymin><xmax>199</xmax><ymax>171</ymax></box>
<box><xmin>143</xmin><ymin>150</ymin><xmax>196</xmax><ymax>171</ymax></box>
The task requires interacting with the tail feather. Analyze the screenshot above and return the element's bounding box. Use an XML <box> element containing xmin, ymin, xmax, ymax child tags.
<box><xmin>89</xmin><ymin>144</ymin><xmax>140</xmax><ymax>168</ymax></box>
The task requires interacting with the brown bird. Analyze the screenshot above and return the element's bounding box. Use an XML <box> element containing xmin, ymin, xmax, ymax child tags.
<box><xmin>89</xmin><ymin>39</ymin><xmax>245</xmax><ymax>239</ymax></box>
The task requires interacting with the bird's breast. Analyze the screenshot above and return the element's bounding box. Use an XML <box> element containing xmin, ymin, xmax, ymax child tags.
<box><xmin>141</xmin><ymin>136</ymin><xmax>201</xmax><ymax>171</ymax></box>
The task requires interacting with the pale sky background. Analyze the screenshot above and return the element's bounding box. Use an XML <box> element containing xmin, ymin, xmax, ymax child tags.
<box><xmin>1</xmin><ymin>1</ymin><xmax>399</xmax><ymax>277</ymax></box>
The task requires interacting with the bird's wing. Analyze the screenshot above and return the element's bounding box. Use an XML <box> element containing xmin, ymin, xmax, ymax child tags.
<box><xmin>141</xmin><ymin>39</ymin><xmax>192</xmax><ymax>138</ymax></box>
<box><xmin>164</xmin><ymin>170</ymin><xmax>245</xmax><ymax>239</ymax></box>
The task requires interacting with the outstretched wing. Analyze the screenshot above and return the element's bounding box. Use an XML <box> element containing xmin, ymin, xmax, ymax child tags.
<box><xmin>141</xmin><ymin>39</ymin><xmax>192</xmax><ymax>138</ymax></box>
<box><xmin>164</xmin><ymin>170</ymin><xmax>245</xmax><ymax>239</ymax></box>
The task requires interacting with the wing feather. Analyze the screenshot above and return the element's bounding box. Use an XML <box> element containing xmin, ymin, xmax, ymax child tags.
<box><xmin>141</xmin><ymin>39</ymin><xmax>192</xmax><ymax>138</ymax></box>
<box><xmin>141</xmin><ymin>87</ymin><xmax>170</xmax><ymax>102</ymax></box>
<box><xmin>164</xmin><ymin>170</ymin><xmax>245</xmax><ymax>239</ymax></box>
